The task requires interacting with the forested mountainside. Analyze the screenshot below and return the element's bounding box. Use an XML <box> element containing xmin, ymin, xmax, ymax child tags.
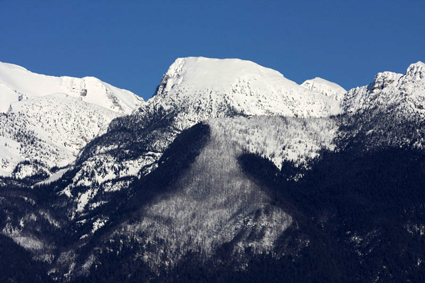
<box><xmin>1</xmin><ymin>57</ymin><xmax>424</xmax><ymax>282</ymax></box>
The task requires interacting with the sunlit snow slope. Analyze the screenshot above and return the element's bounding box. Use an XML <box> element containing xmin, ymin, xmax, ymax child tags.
<box><xmin>0</xmin><ymin>62</ymin><xmax>144</xmax><ymax>178</ymax></box>
<box><xmin>0</xmin><ymin>94</ymin><xmax>120</xmax><ymax>178</ymax></box>
<box><xmin>152</xmin><ymin>57</ymin><xmax>342</xmax><ymax>119</ymax></box>
<box><xmin>301</xmin><ymin>77</ymin><xmax>346</xmax><ymax>101</ymax></box>
<box><xmin>0</xmin><ymin>61</ymin><xmax>143</xmax><ymax>114</ymax></box>
<box><xmin>340</xmin><ymin>61</ymin><xmax>425</xmax><ymax>150</ymax></box>
<box><xmin>63</xmin><ymin>57</ymin><xmax>344</xmax><ymax>216</ymax></box>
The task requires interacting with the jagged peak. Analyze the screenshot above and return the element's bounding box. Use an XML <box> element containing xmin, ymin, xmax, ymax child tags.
<box><xmin>408</xmin><ymin>61</ymin><xmax>425</xmax><ymax>69</ymax></box>
<box><xmin>405</xmin><ymin>61</ymin><xmax>425</xmax><ymax>80</ymax></box>
<box><xmin>344</xmin><ymin>61</ymin><xmax>425</xmax><ymax>115</ymax></box>
<box><xmin>367</xmin><ymin>62</ymin><xmax>425</xmax><ymax>92</ymax></box>
<box><xmin>368</xmin><ymin>71</ymin><xmax>402</xmax><ymax>92</ymax></box>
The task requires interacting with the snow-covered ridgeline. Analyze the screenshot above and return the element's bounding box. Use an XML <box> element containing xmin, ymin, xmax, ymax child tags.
<box><xmin>152</xmin><ymin>57</ymin><xmax>343</xmax><ymax>118</ymax></box>
<box><xmin>63</xmin><ymin>57</ymin><xmax>345</xmax><ymax>216</ymax></box>
<box><xmin>0</xmin><ymin>60</ymin><xmax>145</xmax><ymax>178</ymax></box>
<box><xmin>343</xmin><ymin>61</ymin><xmax>425</xmax><ymax>115</ymax></box>
<box><xmin>339</xmin><ymin>62</ymin><xmax>425</xmax><ymax>150</ymax></box>
<box><xmin>301</xmin><ymin>77</ymin><xmax>346</xmax><ymax>101</ymax></box>
<box><xmin>0</xmin><ymin>61</ymin><xmax>144</xmax><ymax>114</ymax></box>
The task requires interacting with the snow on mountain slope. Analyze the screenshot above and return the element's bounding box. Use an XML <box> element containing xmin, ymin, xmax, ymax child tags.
<box><xmin>65</xmin><ymin>115</ymin><xmax>337</xmax><ymax>278</ymax></box>
<box><xmin>301</xmin><ymin>77</ymin><xmax>346</xmax><ymax>101</ymax></box>
<box><xmin>0</xmin><ymin>61</ymin><xmax>145</xmax><ymax>179</ymax></box>
<box><xmin>62</xmin><ymin>57</ymin><xmax>343</xmax><ymax>217</ymax></box>
<box><xmin>340</xmin><ymin>61</ymin><xmax>425</xmax><ymax>150</ymax></box>
<box><xmin>209</xmin><ymin>116</ymin><xmax>338</xmax><ymax>170</ymax></box>
<box><xmin>0</xmin><ymin>83</ymin><xmax>21</xmax><ymax>113</ymax></box>
<box><xmin>67</xmin><ymin>119</ymin><xmax>295</xmax><ymax>277</ymax></box>
<box><xmin>0</xmin><ymin>94</ymin><xmax>122</xmax><ymax>178</ymax></box>
<box><xmin>152</xmin><ymin>57</ymin><xmax>342</xmax><ymax>119</ymax></box>
<box><xmin>0</xmin><ymin>135</ymin><xmax>22</xmax><ymax>176</ymax></box>
<box><xmin>0</xmin><ymin>61</ymin><xmax>144</xmax><ymax>114</ymax></box>
<box><xmin>344</xmin><ymin>62</ymin><xmax>425</xmax><ymax>115</ymax></box>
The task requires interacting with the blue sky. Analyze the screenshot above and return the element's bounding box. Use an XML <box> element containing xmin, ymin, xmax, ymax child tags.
<box><xmin>1</xmin><ymin>0</ymin><xmax>424</xmax><ymax>100</ymax></box>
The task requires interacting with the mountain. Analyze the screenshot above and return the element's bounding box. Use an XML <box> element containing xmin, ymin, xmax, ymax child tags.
<box><xmin>339</xmin><ymin>61</ymin><xmax>425</xmax><ymax>150</ymax></box>
<box><xmin>343</xmin><ymin>61</ymin><xmax>425</xmax><ymax>116</ymax></box>
<box><xmin>152</xmin><ymin>57</ymin><xmax>342</xmax><ymax>118</ymax></box>
<box><xmin>0</xmin><ymin>61</ymin><xmax>143</xmax><ymax>114</ymax></box>
<box><xmin>0</xmin><ymin>61</ymin><xmax>144</xmax><ymax>180</ymax></box>
<box><xmin>0</xmin><ymin>94</ymin><xmax>119</xmax><ymax>179</ymax></box>
<box><xmin>57</xmin><ymin>57</ymin><xmax>343</xmax><ymax>220</ymax></box>
<box><xmin>301</xmin><ymin>77</ymin><xmax>346</xmax><ymax>101</ymax></box>
<box><xmin>62</xmin><ymin>116</ymin><xmax>338</xmax><ymax>278</ymax></box>
<box><xmin>1</xmin><ymin>58</ymin><xmax>425</xmax><ymax>282</ymax></box>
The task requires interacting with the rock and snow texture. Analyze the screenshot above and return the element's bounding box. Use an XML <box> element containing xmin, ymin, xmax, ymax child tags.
<box><xmin>343</xmin><ymin>62</ymin><xmax>425</xmax><ymax>115</ymax></box>
<box><xmin>75</xmin><ymin>120</ymin><xmax>298</xmax><ymax>275</ymax></box>
<box><xmin>62</xmin><ymin>57</ymin><xmax>344</xmax><ymax>216</ymax></box>
<box><xmin>0</xmin><ymin>61</ymin><xmax>144</xmax><ymax>114</ymax></box>
<box><xmin>209</xmin><ymin>116</ymin><xmax>338</xmax><ymax>169</ymax></box>
<box><xmin>0</xmin><ymin>94</ymin><xmax>121</xmax><ymax>177</ymax></box>
<box><xmin>0</xmin><ymin>62</ymin><xmax>144</xmax><ymax>178</ymax></box>
<box><xmin>340</xmin><ymin>61</ymin><xmax>425</xmax><ymax>149</ymax></box>
<box><xmin>301</xmin><ymin>77</ymin><xmax>346</xmax><ymax>101</ymax></box>
<box><xmin>153</xmin><ymin>57</ymin><xmax>343</xmax><ymax>119</ymax></box>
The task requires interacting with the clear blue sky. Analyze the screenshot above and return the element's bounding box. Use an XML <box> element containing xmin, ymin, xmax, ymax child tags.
<box><xmin>1</xmin><ymin>0</ymin><xmax>424</xmax><ymax>100</ymax></box>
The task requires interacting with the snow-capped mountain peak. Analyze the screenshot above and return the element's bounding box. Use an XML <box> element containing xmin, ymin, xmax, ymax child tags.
<box><xmin>301</xmin><ymin>77</ymin><xmax>346</xmax><ymax>100</ymax></box>
<box><xmin>343</xmin><ymin>62</ymin><xmax>425</xmax><ymax>115</ymax></box>
<box><xmin>367</xmin><ymin>71</ymin><xmax>402</xmax><ymax>93</ymax></box>
<box><xmin>405</xmin><ymin>61</ymin><xmax>425</xmax><ymax>81</ymax></box>
<box><xmin>0</xmin><ymin>61</ymin><xmax>145</xmax><ymax>178</ymax></box>
<box><xmin>151</xmin><ymin>56</ymin><xmax>343</xmax><ymax>119</ymax></box>
<box><xmin>63</xmin><ymin>57</ymin><xmax>345</xmax><ymax>215</ymax></box>
<box><xmin>157</xmin><ymin>57</ymin><xmax>289</xmax><ymax>94</ymax></box>
<box><xmin>0</xmin><ymin>61</ymin><xmax>144</xmax><ymax>114</ymax></box>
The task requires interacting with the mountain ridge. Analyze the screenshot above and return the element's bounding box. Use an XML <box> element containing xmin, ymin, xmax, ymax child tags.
<box><xmin>0</xmin><ymin>60</ymin><xmax>144</xmax><ymax>114</ymax></box>
<box><xmin>56</xmin><ymin>57</ymin><xmax>346</xmax><ymax>219</ymax></box>
<box><xmin>1</xmin><ymin>57</ymin><xmax>425</xmax><ymax>282</ymax></box>
<box><xmin>151</xmin><ymin>57</ymin><xmax>342</xmax><ymax>118</ymax></box>
<box><xmin>0</xmin><ymin>61</ymin><xmax>144</xmax><ymax>179</ymax></box>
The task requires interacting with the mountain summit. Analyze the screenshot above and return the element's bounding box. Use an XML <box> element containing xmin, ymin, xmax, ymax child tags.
<box><xmin>0</xmin><ymin>61</ymin><xmax>144</xmax><ymax>114</ymax></box>
<box><xmin>343</xmin><ymin>61</ymin><xmax>425</xmax><ymax>116</ymax></box>
<box><xmin>65</xmin><ymin>57</ymin><xmax>345</xmax><ymax>205</ymax></box>
<box><xmin>151</xmin><ymin>57</ymin><xmax>343</xmax><ymax>119</ymax></box>
<box><xmin>0</xmin><ymin>62</ymin><xmax>144</xmax><ymax>178</ymax></box>
<box><xmin>1</xmin><ymin>57</ymin><xmax>425</xmax><ymax>282</ymax></box>
<box><xmin>301</xmin><ymin>77</ymin><xmax>346</xmax><ymax>101</ymax></box>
